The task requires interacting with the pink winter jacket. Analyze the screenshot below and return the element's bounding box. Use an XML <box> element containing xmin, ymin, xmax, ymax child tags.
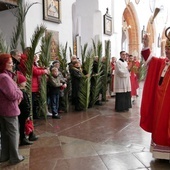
<box><xmin>0</xmin><ymin>72</ymin><xmax>23</xmax><ymax>117</ymax></box>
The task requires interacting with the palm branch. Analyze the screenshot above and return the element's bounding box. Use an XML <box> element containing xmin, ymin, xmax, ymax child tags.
<box><xmin>138</xmin><ymin>58</ymin><xmax>147</xmax><ymax>82</ymax></box>
<box><xmin>58</xmin><ymin>43</ymin><xmax>68</xmax><ymax>76</ymax></box>
<box><xmin>90</xmin><ymin>40</ymin><xmax>103</xmax><ymax>107</ymax></box>
<box><xmin>38</xmin><ymin>32</ymin><xmax>52</xmax><ymax>118</ymax></box>
<box><xmin>69</xmin><ymin>46</ymin><xmax>73</xmax><ymax>60</ymax></box>
<box><xmin>92</xmin><ymin>39</ymin><xmax>97</xmax><ymax>56</ymax></box>
<box><xmin>0</xmin><ymin>33</ymin><xmax>9</xmax><ymax>53</ymax></box>
<box><xmin>79</xmin><ymin>48</ymin><xmax>93</xmax><ymax>110</ymax></box>
<box><xmin>81</xmin><ymin>43</ymin><xmax>88</xmax><ymax>65</ymax></box>
<box><xmin>102</xmin><ymin>40</ymin><xmax>111</xmax><ymax>101</ymax></box>
<box><xmin>58</xmin><ymin>43</ymin><xmax>70</xmax><ymax>112</ymax></box>
<box><xmin>25</xmin><ymin>25</ymin><xmax>46</xmax><ymax>117</ymax></box>
<box><xmin>96</xmin><ymin>41</ymin><xmax>103</xmax><ymax>72</ymax></box>
<box><xmin>10</xmin><ymin>0</ymin><xmax>39</xmax><ymax>50</ymax></box>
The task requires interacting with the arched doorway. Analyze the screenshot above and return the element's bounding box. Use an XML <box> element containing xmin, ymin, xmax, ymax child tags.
<box><xmin>122</xmin><ymin>4</ymin><xmax>139</xmax><ymax>56</ymax></box>
<box><xmin>146</xmin><ymin>17</ymin><xmax>154</xmax><ymax>51</ymax></box>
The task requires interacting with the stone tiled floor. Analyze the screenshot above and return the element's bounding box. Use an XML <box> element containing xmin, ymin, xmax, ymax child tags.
<box><xmin>0</xmin><ymin>86</ymin><xmax>170</xmax><ymax>169</ymax></box>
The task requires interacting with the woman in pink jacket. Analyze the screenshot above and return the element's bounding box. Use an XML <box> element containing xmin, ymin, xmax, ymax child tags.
<box><xmin>0</xmin><ymin>54</ymin><xmax>24</xmax><ymax>164</ymax></box>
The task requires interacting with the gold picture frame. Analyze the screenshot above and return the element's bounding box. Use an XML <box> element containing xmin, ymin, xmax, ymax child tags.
<box><xmin>45</xmin><ymin>30</ymin><xmax>59</xmax><ymax>60</ymax></box>
<box><xmin>103</xmin><ymin>14</ymin><xmax>112</xmax><ymax>36</ymax></box>
<box><xmin>43</xmin><ymin>0</ymin><xmax>61</xmax><ymax>23</ymax></box>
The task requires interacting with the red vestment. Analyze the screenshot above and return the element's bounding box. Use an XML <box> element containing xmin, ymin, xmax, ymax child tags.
<box><xmin>128</xmin><ymin>61</ymin><xmax>140</xmax><ymax>96</ymax></box>
<box><xmin>140</xmin><ymin>49</ymin><xmax>170</xmax><ymax>157</ymax></box>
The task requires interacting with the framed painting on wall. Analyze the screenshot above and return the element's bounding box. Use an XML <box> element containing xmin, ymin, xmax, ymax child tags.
<box><xmin>103</xmin><ymin>14</ymin><xmax>112</xmax><ymax>36</ymax></box>
<box><xmin>43</xmin><ymin>0</ymin><xmax>61</xmax><ymax>23</ymax></box>
<box><xmin>45</xmin><ymin>30</ymin><xmax>59</xmax><ymax>61</ymax></box>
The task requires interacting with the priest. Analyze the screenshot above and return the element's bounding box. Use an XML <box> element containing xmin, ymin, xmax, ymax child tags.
<box><xmin>140</xmin><ymin>28</ymin><xmax>170</xmax><ymax>160</ymax></box>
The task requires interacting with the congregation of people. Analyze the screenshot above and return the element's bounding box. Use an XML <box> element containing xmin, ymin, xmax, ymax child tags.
<box><xmin>0</xmin><ymin>47</ymin><xmax>141</xmax><ymax>164</ymax></box>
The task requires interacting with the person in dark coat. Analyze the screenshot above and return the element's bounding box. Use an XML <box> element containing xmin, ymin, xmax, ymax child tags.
<box><xmin>17</xmin><ymin>72</ymin><xmax>38</xmax><ymax>145</ymax></box>
<box><xmin>10</xmin><ymin>49</ymin><xmax>21</xmax><ymax>73</ymax></box>
<box><xmin>91</xmin><ymin>56</ymin><xmax>102</xmax><ymax>106</ymax></box>
<box><xmin>68</xmin><ymin>55</ymin><xmax>78</xmax><ymax>74</ymax></box>
<box><xmin>70</xmin><ymin>60</ymin><xmax>83</xmax><ymax>111</ymax></box>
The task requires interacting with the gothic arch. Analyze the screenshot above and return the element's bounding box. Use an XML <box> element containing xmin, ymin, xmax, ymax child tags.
<box><xmin>146</xmin><ymin>17</ymin><xmax>154</xmax><ymax>50</ymax></box>
<box><xmin>123</xmin><ymin>4</ymin><xmax>139</xmax><ymax>55</ymax></box>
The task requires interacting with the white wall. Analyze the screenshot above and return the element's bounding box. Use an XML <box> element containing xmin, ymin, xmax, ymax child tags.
<box><xmin>24</xmin><ymin>0</ymin><xmax>170</xmax><ymax>58</ymax></box>
<box><xmin>0</xmin><ymin>8</ymin><xmax>17</xmax><ymax>49</ymax></box>
<box><xmin>0</xmin><ymin>0</ymin><xmax>170</xmax><ymax>58</ymax></box>
<box><xmin>75</xmin><ymin>0</ymin><xmax>116</xmax><ymax>57</ymax></box>
<box><xmin>111</xmin><ymin>0</ymin><xmax>126</xmax><ymax>58</ymax></box>
<box><xmin>24</xmin><ymin>0</ymin><xmax>76</xmax><ymax>55</ymax></box>
<box><xmin>75</xmin><ymin>0</ymin><xmax>98</xmax><ymax>46</ymax></box>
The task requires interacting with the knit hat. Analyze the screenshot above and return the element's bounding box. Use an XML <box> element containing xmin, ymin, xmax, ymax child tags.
<box><xmin>52</xmin><ymin>60</ymin><xmax>60</xmax><ymax>65</ymax></box>
<box><xmin>17</xmin><ymin>72</ymin><xmax>27</xmax><ymax>84</ymax></box>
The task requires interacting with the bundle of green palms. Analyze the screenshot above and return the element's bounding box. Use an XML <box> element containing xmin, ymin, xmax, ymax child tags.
<box><xmin>38</xmin><ymin>32</ymin><xmax>52</xmax><ymax>118</ymax></box>
<box><xmin>58</xmin><ymin>43</ymin><xmax>69</xmax><ymax>77</ymax></box>
<box><xmin>79</xmin><ymin>44</ymin><xmax>93</xmax><ymax>110</ymax></box>
<box><xmin>25</xmin><ymin>25</ymin><xmax>46</xmax><ymax>117</ymax></box>
<box><xmin>102</xmin><ymin>40</ymin><xmax>111</xmax><ymax>101</ymax></box>
<box><xmin>58</xmin><ymin>43</ymin><xmax>70</xmax><ymax>112</ymax></box>
<box><xmin>89</xmin><ymin>40</ymin><xmax>103</xmax><ymax>107</ymax></box>
<box><xmin>69</xmin><ymin>46</ymin><xmax>73</xmax><ymax>60</ymax></box>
